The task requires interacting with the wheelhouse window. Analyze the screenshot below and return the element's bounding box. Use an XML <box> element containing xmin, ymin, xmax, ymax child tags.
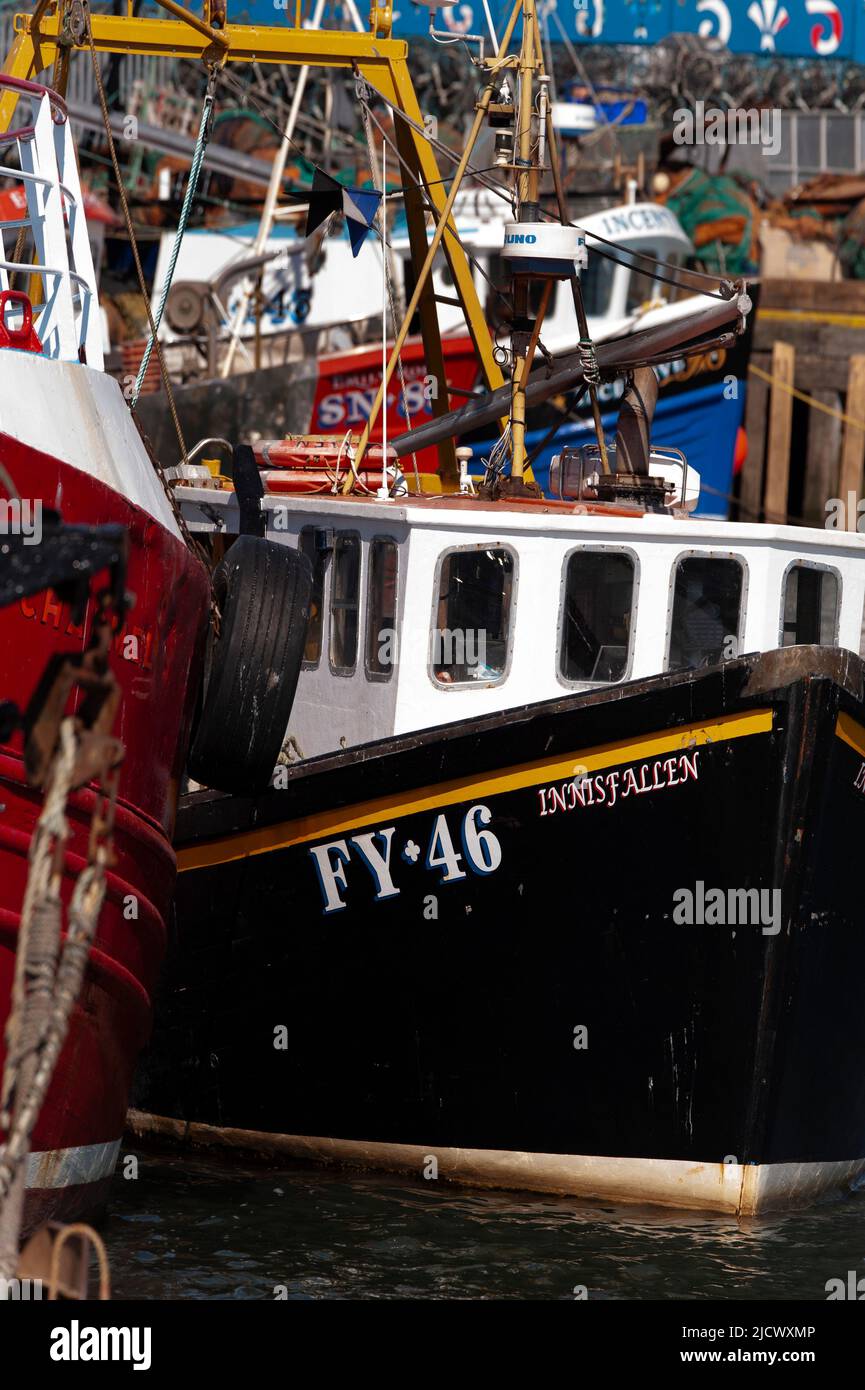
<box><xmin>579</xmin><ymin>251</ymin><xmax>615</xmax><ymax>318</ymax></box>
<box><xmin>330</xmin><ymin>533</ymin><xmax>360</xmax><ymax>675</ymax></box>
<box><xmin>625</xmin><ymin>251</ymin><xmax>660</xmax><ymax>314</ymax></box>
<box><xmin>668</xmin><ymin>555</ymin><xmax>744</xmax><ymax>671</ymax></box>
<box><xmin>365</xmin><ymin>538</ymin><xmax>398</xmax><ymax>680</ymax></box>
<box><xmin>299</xmin><ymin>526</ymin><xmax>327</xmax><ymax>668</ymax></box>
<box><xmin>559</xmin><ymin>550</ymin><xmax>635</xmax><ymax>683</ymax></box>
<box><xmin>432</xmin><ymin>547</ymin><xmax>514</xmax><ymax>685</ymax></box>
<box><xmin>781</xmin><ymin>564</ymin><xmax>839</xmax><ymax>647</ymax></box>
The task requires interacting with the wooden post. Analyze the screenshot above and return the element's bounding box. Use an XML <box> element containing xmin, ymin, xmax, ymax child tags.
<box><xmin>764</xmin><ymin>341</ymin><xmax>795</xmax><ymax>524</ymax></box>
<box><xmin>803</xmin><ymin>390</ymin><xmax>841</xmax><ymax>526</ymax></box>
<box><xmin>741</xmin><ymin>365</ymin><xmax>768</xmax><ymax>521</ymax></box>
<box><xmin>839</xmin><ymin>354</ymin><xmax>865</xmax><ymax>531</ymax></box>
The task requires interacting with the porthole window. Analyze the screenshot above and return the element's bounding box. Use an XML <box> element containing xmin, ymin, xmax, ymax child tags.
<box><xmin>432</xmin><ymin>547</ymin><xmax>515</xmax><ymax>686</ymax></box>
<box><xmin>366</xmin><ymin>538</ymin><xmax>398</xmax><ymax>680</ymax></box>
<box><xmin>558</xmin><ymin>549</ymin><xmax>636</xmax><ymax>684</ymax></box>
<box><xmin>668</xmin><ymin>555</ymin><xmax>745</xmax><ymax>671</ymax></box>
<box><xmin>299</xmin><ymin>526</ymin><xmax>327</xmax><ymax>669</ymax></box>
<box><xmin>781</xmin><ymin>563</ymin><xmax>839</xmax><ymax>647</ymax></box>
<box><xmin>330</xmin><ymin>533</ymin><xmax>361</xmax><ymax>676</ymax></box>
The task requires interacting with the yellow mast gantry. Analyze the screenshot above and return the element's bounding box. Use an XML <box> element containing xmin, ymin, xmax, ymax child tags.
<box><xmin>1</xmin><ymin>1</ymin><xmax>508</xmax><ymax>485</ymax></box>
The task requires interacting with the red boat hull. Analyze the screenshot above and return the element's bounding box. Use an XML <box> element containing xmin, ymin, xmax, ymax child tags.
<box><xmin>0</xmin><ymin>431</ymin><xmax>209</xmax><ymax>1233</ymax></box>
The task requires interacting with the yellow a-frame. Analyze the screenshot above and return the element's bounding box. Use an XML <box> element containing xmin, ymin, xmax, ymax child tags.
<box><xmin>1</xmin><ymin>0</ymin><xmax>509</xmax><ymax>484</ymax></box>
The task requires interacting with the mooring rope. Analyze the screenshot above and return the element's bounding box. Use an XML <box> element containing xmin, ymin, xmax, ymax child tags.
<box><xmin>749</xmin><ymin>361</ymin><xmax>865</xmax><ymax>434</ymax></box>
<box><xmin>0</xmin><ymin>719</ymin><xmax>120</xmax><ymax>1279</ymax></box>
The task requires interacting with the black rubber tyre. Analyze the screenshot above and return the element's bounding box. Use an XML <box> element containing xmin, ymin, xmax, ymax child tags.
<box><xmin>188</xmin><ymin>536</ymin><xmax>312</xmax><ymax>794</ymax></box>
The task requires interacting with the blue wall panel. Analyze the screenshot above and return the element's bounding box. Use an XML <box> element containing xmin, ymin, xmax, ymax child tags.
<box><xmin>229</xmin><ymin>1</ymin><xmax>861</xmax><ymax>60</ymax></box>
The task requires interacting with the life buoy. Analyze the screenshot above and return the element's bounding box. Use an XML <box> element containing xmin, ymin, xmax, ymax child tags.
<box><xmin>188</xmin><ymin>536</ymin><xmax>312</xmax><ymax>794</ymax></box>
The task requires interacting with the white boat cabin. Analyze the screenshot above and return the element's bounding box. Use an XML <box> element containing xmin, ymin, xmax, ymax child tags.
<box><xmin>177</xmin><ymin>471</ymin><xmax>865</xmax><ymax>763</ymax></box>
<box><xmin>153</xmin><ymin>192</ymin><xmax>704</xmax><ymax>356</ymax></box>
<box><xmin>397</xmin><ymin>190</ymin><xmax>703</xmax><ymax>352</ymax></box>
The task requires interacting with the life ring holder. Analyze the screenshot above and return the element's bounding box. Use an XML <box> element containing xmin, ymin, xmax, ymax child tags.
<box><xmin>0</xmin><ymin>290</ymin><xmax>43</xmax><ymax>353</ymax></box>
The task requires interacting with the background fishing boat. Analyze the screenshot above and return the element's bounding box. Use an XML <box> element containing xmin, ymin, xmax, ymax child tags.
<box><xmin>146</xmin><ymin>187</ymin><xmax>753</xmax><ymax>517</ymax></box>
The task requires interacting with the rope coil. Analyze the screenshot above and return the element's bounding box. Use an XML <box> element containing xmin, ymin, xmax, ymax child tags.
<box><xmin>578</xmin><ymin>337</ymin><xmax>601</xmax><ymax>387</ymax></box>
<box><xmin>0</xmin><ymin>720</ymin><xmax>119</xmax><ymax>1280</ymax></box>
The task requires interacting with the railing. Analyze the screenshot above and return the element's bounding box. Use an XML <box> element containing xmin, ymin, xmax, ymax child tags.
<box><xmin>0</xmin><ymin>74</ymin><xmax>102</xmax><ymax>368</ymax></box>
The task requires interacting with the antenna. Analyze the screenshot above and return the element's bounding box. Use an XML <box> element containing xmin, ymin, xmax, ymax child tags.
<box><xmin>410</xmin><ymin>0</ymin><xmax>487</xmax><ymax>57</ymax></box>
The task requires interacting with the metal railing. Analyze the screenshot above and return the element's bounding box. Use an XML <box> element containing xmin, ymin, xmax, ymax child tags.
<box><xmin>0</xmin><ymin>74</ymin><xmax>102</xmax><ymax>366</ymax></box>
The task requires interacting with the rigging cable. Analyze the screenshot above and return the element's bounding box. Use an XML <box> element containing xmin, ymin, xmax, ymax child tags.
<box><xmin>131</xmin><ymin>69</ymin><xmax>216</xmax><ymax>407</ymax></box>
<box><xmin>356</xmin><ymin>78</ymin><xmax>421</xmax><ymax>495</ymax></box>
<box><xmin>84</xmin><ymin>9</ymin><xmax>203</xmax><ymax>551</ymax></box>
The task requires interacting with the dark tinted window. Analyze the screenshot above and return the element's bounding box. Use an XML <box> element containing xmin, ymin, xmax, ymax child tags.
<box><xmin>782</xmin><ymin>565</ymin><xmax>838</xmax><ymax>646</ymax></box>
<box><xmin>330</xmin><ymin>534</ymin><xmax>360</xmax><ymax>675</ymax></box>
<box><xmin>299</xmin><ymin>527</ymin><xmax>326</xmax><ymax>667</ymax></box>
<box><xmin>366</xmin><ymin>539</ymin><xmax>398</xmax><ymax>679</ymax></box>
<box><xmin>625</xmin><ymin>251</ymin><xmax>659</xmax><ymax>313</ymax></box>
<box><xmin>559</xmin><ymin>550</ymin><xmax>635</xmax><ymax>683</ymax></box>
<box><xmin>579</xmin><ymin>251</ymin><xmax>616</xmax><ymax>317</ymax></box>
<box><xmin>669</xmin><ymin>556</ymin><xmax>743</xmax><ymax>670</ymax></box>
<box><xmin>433</xmin><ymin>548</ymin><xmax>514</xmax><ymax>684</ymax></box>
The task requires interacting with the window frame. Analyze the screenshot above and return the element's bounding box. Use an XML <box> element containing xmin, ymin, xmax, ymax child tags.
<box><xmin>298</xmin><ymin>525</ymin><xmax>330</xmax><ymax>672</ymax></box>
<box><xmin>664</xmin><ymin>549</ymin><xmax>749</xmax><ymax>673</ymax></box>
<box><xmin>428</xmin><ymin>542</ymin><xmax>519</xmax><ymax>691</ymax></box>
<box><xmin>555</xmin><ymin>544</ymin><xmax>640</xmax><ymax>689</ymax></box>
<box><xmin>778</xmin><ymin>558</ymin><xmax>842</xmax><ymax>650</ymax></box>
<box><xmin>328</xmin><ymin>530</ymin><xmax>362</xmax><ymax>678</ymax></box>
<box><xmin>578</xmin><ymin>246</ymin><xmax>617</xmax><ymax>318</ymax></box>
<box><xmin>624</xmin><ymin>247</ymin><xmax>662</xmax><ymax>315</ymax></box>
<box><xmin>364</xmin><ymin>534</ymin><xmax>400</xmax><ymax>684</ymax></box>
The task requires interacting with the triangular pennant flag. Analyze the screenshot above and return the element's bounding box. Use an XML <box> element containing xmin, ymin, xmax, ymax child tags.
<box><xmin>346</xmin><ymin>216</ymin><xmax>376</xmax><ymax>258</ymax></box>
<box><xmin>304</xmin><ymin>167</ymin><xmax>343</xmax><ymax>237</ymax></box>
<box><xmin>342</xmin><ymin>184</ymin><xmax>382</xmax><ymax>258</ymax></box>
<box><xmin>341</xmin><ymin>185</ymin><xmax>382</xmax><ymax>229</ymax></box>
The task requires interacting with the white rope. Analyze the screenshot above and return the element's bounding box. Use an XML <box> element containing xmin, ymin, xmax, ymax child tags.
<box><xmin>0</xmin><ymin>719</ymin><xmax>115</xmax><ymax>1275</ymax></box>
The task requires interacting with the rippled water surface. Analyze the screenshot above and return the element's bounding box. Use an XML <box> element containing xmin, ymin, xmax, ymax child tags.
<box><xmin>101</xmin><ymin>1147</ymin><xmax>865</xmax><ymax>1300</ymax></box>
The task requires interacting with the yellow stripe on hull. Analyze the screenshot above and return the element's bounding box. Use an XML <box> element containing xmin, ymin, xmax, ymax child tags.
<box><xmin>835</xmin><ymin>711</ymin><xmax>865</xmax><ymax>761</ymax></box>
<box><xmin>178</xmin><ymin>708</ymin><xmax>774</xmax><ymax>873</ymax></box>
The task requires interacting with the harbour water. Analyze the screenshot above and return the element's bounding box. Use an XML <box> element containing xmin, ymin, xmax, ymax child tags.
<box><xmin>104</xmin><ymin>1148</ymin><xmax>865</xmax><ymax>1301</ymax></box>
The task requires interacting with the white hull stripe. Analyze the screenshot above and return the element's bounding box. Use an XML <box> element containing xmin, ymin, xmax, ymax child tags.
<box><xmin>128</xmin><ymin>1110</ymin><xmax>865</xmax><ymax>1216</ymax></box>
<box><xmin>26</xmin><ymin>1139</ymin><xmax>121</xmax><ymax>1191</ymax></box>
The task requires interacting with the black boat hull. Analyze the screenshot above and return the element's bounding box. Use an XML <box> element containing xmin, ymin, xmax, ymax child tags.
<box><xmin>133</xmin><ymin>647</ymin><xmax>865</xmax><ymax>1213</ymax></box>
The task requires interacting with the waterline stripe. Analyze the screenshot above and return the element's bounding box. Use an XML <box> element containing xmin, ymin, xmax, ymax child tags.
<box><xmin>26</xmin><ymin>1139</ymin><xmax>121</xmax><ymax>1191</ymax></box>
